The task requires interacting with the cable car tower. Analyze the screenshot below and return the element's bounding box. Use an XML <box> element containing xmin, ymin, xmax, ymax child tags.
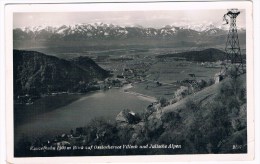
<box><xmin>223</xmin><ymin>9</ymin><xmax>245</xmax><ymax>76</ymax></box>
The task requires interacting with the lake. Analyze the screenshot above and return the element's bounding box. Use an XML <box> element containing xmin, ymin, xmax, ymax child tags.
<box><xmin>14</xmin><ymin>85</ymin><xmax>153</xmax><ymax>144</ymax></box>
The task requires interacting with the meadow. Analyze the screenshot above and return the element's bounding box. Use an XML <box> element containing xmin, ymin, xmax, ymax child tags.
<box><xmin>129</xmin><ymin>60</ymin><xmax>221</xmax><ymax>99</ymax></box>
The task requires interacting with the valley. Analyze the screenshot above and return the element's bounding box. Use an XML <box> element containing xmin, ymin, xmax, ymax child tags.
<box><xmin>14</xmin><ymin>47</ymin><xmax>226</xmax><ymax>146</ymax></box>
<box><xmin>13</xmin><ymin>23</ymin><xmax>247</xmax><ymax>157</ymax></box>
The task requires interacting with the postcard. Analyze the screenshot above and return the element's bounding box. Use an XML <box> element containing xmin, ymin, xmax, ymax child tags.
<box><xmin>5</xmin><ymin>1</ymin><xmax>254</xmax><ymax>163</ymax></box>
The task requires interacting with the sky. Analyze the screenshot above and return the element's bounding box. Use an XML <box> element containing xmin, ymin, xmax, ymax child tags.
<box><xmin>13</xmin><ymin>10</ymin><xmax>246</xmax><ymax>29</ymax></box>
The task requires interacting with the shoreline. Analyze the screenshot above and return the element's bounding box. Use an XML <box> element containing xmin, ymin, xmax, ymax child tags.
<box><xmin>122</xmin><ymin>83</ymin><xmax>157</xmax><ymax>102</ymax></box>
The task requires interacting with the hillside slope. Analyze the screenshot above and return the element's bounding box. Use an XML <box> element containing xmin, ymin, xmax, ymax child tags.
<box><xmin>13</xmin><ymin>50</ymin><xmax>109</xmax><ymax>97</ymax></box>
<box><xmin>70</xmin><ymin>56</ymin><xmax>110</xmax><ymax>77</ymax></box>
<box><xmin>157</xmin><ymin>48</ymin><xmax>228</xmax><ymax>62</ymax></box>
<box><xmin>149</xmin><ymin>74</ymin><xmax>247</xmax><ymax>153</ymax></box>
<box><xmin>163</xmin><ymin>74</ymin><xmax>246</xmax><ymax>113</ymax></box>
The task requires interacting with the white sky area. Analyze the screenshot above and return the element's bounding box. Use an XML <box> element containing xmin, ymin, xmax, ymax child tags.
<box><xmin>13</xmin><ymin>10</ymin><xmax>246</xmax><ymax>29</ymax></box>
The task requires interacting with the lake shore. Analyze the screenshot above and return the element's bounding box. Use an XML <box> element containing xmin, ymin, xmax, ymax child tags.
<box><xmin>14</xmin><ymin>84</ymin><xmax>152</xmax><ymax>145</ymax></box>
<box><xmin>122</xmin><ymin>84</ymin><xmax>157</xmax><ymax>102</ymax></box>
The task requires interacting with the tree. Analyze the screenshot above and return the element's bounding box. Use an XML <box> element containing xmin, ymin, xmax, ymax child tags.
<box><xmin>205</xmin><ymin>102</ymin><xmax>232</xmax><ymax>153</ymax></box>
<box><xmin>159</xmin><ymin>97</ymin><xmax>168</xmax><ymax>107</ymax></box>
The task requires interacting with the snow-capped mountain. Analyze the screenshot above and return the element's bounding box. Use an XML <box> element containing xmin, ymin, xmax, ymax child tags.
<box><xmin>13</xmin><ymin>23</ymin><xmax>245</xmax><ymax>48</ymax></box>
<box><xmin>179</xmin><ymin>24</ymin><xmax>217</xmax><ymax>32</ymax></box>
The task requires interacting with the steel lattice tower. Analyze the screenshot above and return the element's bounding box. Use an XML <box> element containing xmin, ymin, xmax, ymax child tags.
<box><xmin>223</xmin><ymin>9</ymin><xmax>245</xmax><ymax>75</ymax></box>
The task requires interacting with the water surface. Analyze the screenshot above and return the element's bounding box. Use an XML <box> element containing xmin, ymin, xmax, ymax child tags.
<box><xmin>14</xmin><ymin>86</ymin><xmax>152</xmax><ymax>143</ymax></box>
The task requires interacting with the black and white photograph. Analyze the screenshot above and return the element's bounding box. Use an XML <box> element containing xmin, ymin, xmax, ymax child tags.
<box><xmin>4</xmin><ymin>1</ymin><xmax>255</xmax><ymax>162</ymax></box>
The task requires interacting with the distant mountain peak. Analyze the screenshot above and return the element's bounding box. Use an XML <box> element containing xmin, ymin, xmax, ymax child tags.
<box><xmin>13</xmin><ymin>22</ymin><xmax>245</xmax><ymax>44</ymax></box>
<box><xmin>178</xmin><ymin>23</ymin><xmax>217</xmax><ymax>32</ymax></box>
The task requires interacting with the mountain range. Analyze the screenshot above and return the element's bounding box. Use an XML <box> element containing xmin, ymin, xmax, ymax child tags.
<box><xmin>13</xmin><ymin>23</ymin><xmax>245</xmax><ymax>41</ymax></box>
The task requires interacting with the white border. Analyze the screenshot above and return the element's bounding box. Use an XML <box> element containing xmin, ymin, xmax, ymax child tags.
<box><xmin>1</xmin><ymin>1</ymin><xmax>256</xmax><ymax>164</ymax></box>
<box><xmin>0</xmin><ymin>1</ymin><xmax>6</xmax><ymax>164</ymax></box>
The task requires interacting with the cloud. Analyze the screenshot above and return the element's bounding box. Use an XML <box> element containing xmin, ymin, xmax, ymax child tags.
<box><xmin>13</xmin><ymin>10</ymin><xmax>246</xmax><ymax>29</ymax></box>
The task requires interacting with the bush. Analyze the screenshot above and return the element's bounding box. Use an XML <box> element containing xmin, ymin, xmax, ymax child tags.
<box><xmin>197</xmin><ymin>79</ymin><xmax>207</xmax><ymax>89</ymax></box>
<box><xmin>161</xmin><ymin>111</ymin><xmax>181</xmax><ymax>125</ymax></box>
<box><xmin>227</xmin><ymin>65</ymin><xmax>240</xmax><ymax>79</ymax></box>
<box><xmin>174</xmin><ymin>86</ymin><xmax>193</xmax><ymax>101</ymax></box>
<box><xmin>117</xmin><ymin>126</ymin><xmax>134</xmax><ymax>144</ymax></box>
<box><xmin>218</xmin><ymin>77</ymin><xmax>246</xmax><ymax>107</ymax></box>
<box><xmin>185</xmin><ymin>99</ymin><xmax>199</xmax><ymax>112</ymax></box>
<box><xmin>159</xmin><ymin>97</ymin><xmax>169</xmax><ymax>107</ymax></box>
<box><xmin>144</xmin><ymin>117</ymin><xmax>164</xmax><ymax>139</ymax></box>
<box><xmin>84</xmin><ymin>118</ymin><xmax>119</xmax><ymax>145</ymax></box>
<box><xmin>207</xmin><ymin>78</ymin><xmax>215</xmax><ymax>86</ymax></box>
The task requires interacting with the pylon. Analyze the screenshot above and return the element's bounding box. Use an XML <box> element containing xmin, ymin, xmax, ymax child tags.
<box><xmin>223</xmin><ymin>9</ymin><xmax>245</xmax><ymax>76</ymax></box>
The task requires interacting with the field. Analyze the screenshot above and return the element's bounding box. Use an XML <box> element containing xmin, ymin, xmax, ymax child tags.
<box><xmin>86</xmin><ymin>47</ymin><xmax>223</xmax><ymax>100</ymax></box>
<box><xmin>146</xmin><ymin>60</ymin><xmax>221</xmax><ymax>82</ymax></box>
<box><xmin>129</xmin><ymin>60</ymin><xmax>221</xmax><ymax>99</ymax></box>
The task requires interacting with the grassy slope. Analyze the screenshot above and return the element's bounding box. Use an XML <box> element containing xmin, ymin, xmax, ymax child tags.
<box><xmin>159</xmin><ymin>78</ymin><xmax>222</xmax><ymax>131</ymax></box>
<box><xmin>163</xmin><ymin>83</ymin><xmax>218</xmax><ymax>113</ymax></box>
<box><xmin>148</xmin><ymin>74</ymin><xmax>247</xmax><ymax>153</ymax></box>
<box><xmin>163</xmin><ymin>74</ymin><xmax>246</xmax><ymax>114</ymax></box>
